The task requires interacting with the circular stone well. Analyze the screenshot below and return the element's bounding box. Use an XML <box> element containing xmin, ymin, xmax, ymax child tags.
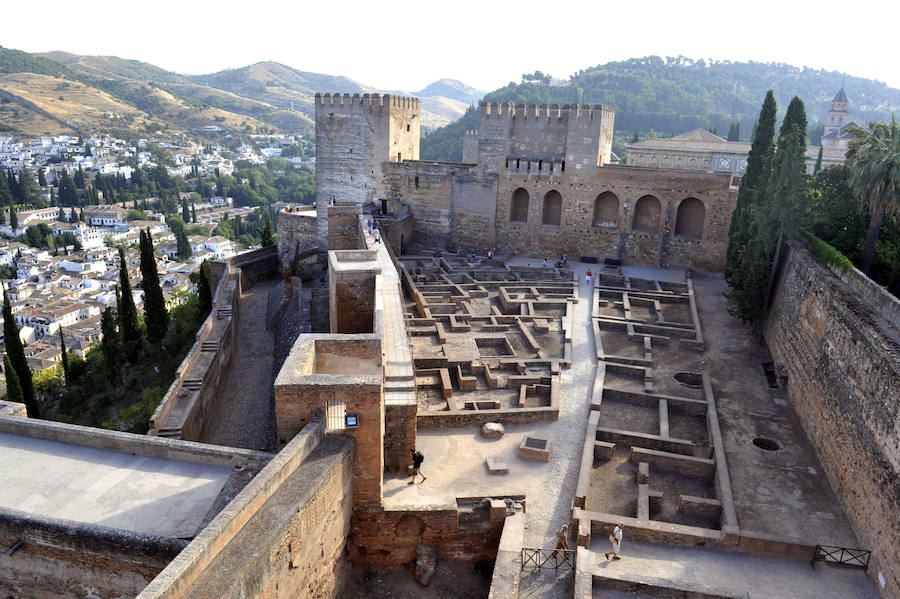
<box><xmin>752</xmin><ymin>437</ymin><xmax>781</xmax><ymax>451</ymax></box>
<box><xmin>673</xmin><ymin>372</ymin><xmax>703</xmax><ymax>388</ymax></box>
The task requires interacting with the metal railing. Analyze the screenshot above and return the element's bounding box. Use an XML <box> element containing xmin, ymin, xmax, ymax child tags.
<box><xmin>521</xmin><ymin>547</ymin><xmax>575</xmax><ymax>571</ymax></box>
<box><xmin>812</xmin><ymin>545</ymin><xmax>871</xmax><ymax>569</ymax></box>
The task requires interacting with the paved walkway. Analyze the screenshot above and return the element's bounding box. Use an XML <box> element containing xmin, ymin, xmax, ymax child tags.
<box><xmin>584</xmin><ymin>539</ymin><xmax>879</xmax><ymax>598</ymax></box>
<box><xmin>202</xmin><ymin>278</ymin><xmax>279</xmax><ymax>452</ymax></box>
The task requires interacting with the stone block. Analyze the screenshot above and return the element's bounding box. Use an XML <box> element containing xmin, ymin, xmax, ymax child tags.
<box><xmin>518</xmin><ymin>436</ymin><xmax>551</xmax><ymax>462</ymax></box>
<box><xmin>489</xmin><ymin>499</ymin><xmax>508</xmax><ymax>521</ymax></box>
<box><xmin>486</xmin><ymin>459</ymin><xmax>509</xmax><ymax>475</ymax></box>
<box><xmin>637</xmin><ymin>461</ymin><xmax>650</xmax><ymax>484</ymax></box>
<box><xmin>481</xmin><ymin>422</ymin><xmax>505</xmax><ymax>439</ymax></box>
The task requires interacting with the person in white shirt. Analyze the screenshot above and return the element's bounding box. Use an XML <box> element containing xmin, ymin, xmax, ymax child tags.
<box><xmin>605</xmin><ymin>523</ymin><xmax>624</xmax><ymax>560</ymax></box>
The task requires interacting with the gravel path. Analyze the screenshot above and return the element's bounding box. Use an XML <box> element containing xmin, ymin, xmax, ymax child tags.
<box><xmin>520</xmin><ymin>266</ymin><xmax>597</xmax><ymax>598</ymax></box>
<box><xmin>202</xmin><ymin>278</ymin><xmax>280</xmax><ymax>452</ymax></box>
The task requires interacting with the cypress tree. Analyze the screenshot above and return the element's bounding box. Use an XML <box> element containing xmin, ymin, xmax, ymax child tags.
<box><xmin>17</xmin><ymin>170</ymin><xmax>39</xmax><ymax>206</ymax></box>
<box><xmin>4</xmin><ymin>354</ymin><xmax>24</xmax><ymax>404</ymax></box>
<box><xmin>38</xmin><ymin>168</ymin><xmax>47</xmax><ymax>187</ymax></box>
<box><xmin>767</xmin><ymin>97</ymin><xmax>809</xmax><ymax>238</ymax></box>
<box><xmin>260</xmin><ymin>216</ymin><xmax>274</xmax><ymax>247</ymax></box>
<box><xmin>176</xmin><ymin>227</ymin><xmax>192</xmax><ymax>259</ymax></box>
<box><xmin>59</xmin><ymin>327</ymin><xmax>71</xmax><ymax>387</ymax></box>
<box><xmin>814</xmin><ymin>145</ymin><xmax>823</xmax><ymax>174</ymax></box>
<box><xmin>198</xmin><ymin>259</ymin><xmax>213</xmax><ymax>318</ymax></box>
<box><xmin>7</xmin><ymin>170</ymin><xmax>19</xmax><ymax>201</ymax></box>
<box><xmin>9</xmin><ymin>207</ymin><xmax>17</xmax><ymax>231</ymax></box>
<box><xmin>2</xmin><ymin>288</ymin><xmax>37</xmax><ymax>416</ymax></box>
<box><xmin>74</xmin><ymin>165</ymin><xmax>86</xmax><ymax>189</ymax></box>
<box><xmin>117</xmin><ymin>247</ymin><xmax>141</xmax><ymax>362</ymax></box>
<box><xmin>100</xmin><ymin>306</ymin><xmax>122</xmax><ymax>380</ymax></box>
<box><xmin>726</xmin><ymin>91</ymin><xmax>777</xmax><ymax>283</ymax></box>
<box><xmin>0</xmin><ymin>169</ymin><xmax>12</xmax><ymax>206</ymax></box>
<box><xmin>140</xmin><ymin>229</ymin><xmax>169</xmax><ymax>343</ymax></box>
<box><xmin>181</xmin><ymin>198</ymin><xmax>190</xmax><ymax>223</ymax></box>
<box><xmin>191</xmin><ymin>201</ymin><xmax>197</xmax><ymax>223</ymax></box>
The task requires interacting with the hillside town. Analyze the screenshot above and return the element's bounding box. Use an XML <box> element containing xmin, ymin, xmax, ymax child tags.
<box><xmin>0</xmin><ymin>131</ymin><xmax>314</xmax><ymax>385</ymax></box>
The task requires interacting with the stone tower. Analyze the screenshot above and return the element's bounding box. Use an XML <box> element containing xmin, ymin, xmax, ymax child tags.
<box><xmin>823</xmin><ymin>86</ymin><xmax>849</xmax><ymax>139</ymax></box>
<box><xmin>314</xmin><ymin>93</ymin><xmax>420</xmax><ymax>250</ymax></box>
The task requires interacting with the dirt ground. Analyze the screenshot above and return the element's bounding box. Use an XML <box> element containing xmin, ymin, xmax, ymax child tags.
<box><xmin>341</xmin><ymin>561</ymin><xmax>491</xmax><ymax>598</ymax></box>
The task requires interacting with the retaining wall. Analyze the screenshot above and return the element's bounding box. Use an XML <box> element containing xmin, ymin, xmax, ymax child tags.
<box><xmin>763</xmin><ymin>242</ymin><xmax>899</xmax><ymax>596</ymax></box>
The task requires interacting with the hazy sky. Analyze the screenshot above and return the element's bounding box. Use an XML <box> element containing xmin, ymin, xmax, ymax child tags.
<box><xmin>5</xmin><ymin>0</ymin><xmax>899</xmax><ymax>91</ymax></box>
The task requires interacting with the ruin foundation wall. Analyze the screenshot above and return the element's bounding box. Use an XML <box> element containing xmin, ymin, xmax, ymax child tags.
<box><xmin>763</xmin><ymin>243</ymin><xmax>899</xmax><ymax>596</ymax></box>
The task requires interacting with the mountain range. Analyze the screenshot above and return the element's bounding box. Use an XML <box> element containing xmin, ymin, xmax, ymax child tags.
<box><xmin>0</xmin><ymin>46</ymin><xmax>484</xmax><ymax>139</ymax></box>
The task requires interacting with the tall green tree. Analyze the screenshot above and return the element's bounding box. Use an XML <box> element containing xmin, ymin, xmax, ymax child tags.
<box><xmin>767</xmin><ymin>97</ymin><xmax>809</xmax><ymax>238</ymax></box>
<box><xmin>59</xmin><ymin>327</ymin><xmax>71</xmax><ymax>387</ymax></box>
<box><xmin>845</xmin><ymin>118</ymin><xmax>900</xmax><ymax>274</ymax></box>
<box><xmin>139</xmin><ymin>229</ymin><xmax>169</xmax><ymax>343</ymax></box>
<box><xmin>726</xmin><ymin>91</ymin><xmax>777</xmax><ymax>283</ymax></box>
<box><xmin>0</xmin><ymin>170</ymin><xmax>13</xmax><ymax>207</ymax></box>
<box><xmin>99</xmin><ymin>306</ymin><xmax>121</xmax><ymax>378</ymax></box>
<box><xmin>74</xmin><ymin>165</ymin><xmax>86</xmax><ymax>189</ymax></box>
<box><xmin>198</xmin><ymin>259</ymin><xmax>213</xmax><ymax>318</ymax></box>
<box><xmin>2</xmin><ymin>288</ymin><xmax>37</xmax><ymax>416</ymax></box>
<box><xmin>16</xmin><ymin>170</ymin><xmax>39</xmax><ymax>206</ymax></box>
<box><xmin>9</xmin><ymin>206</ymin><xmax>17</xmax><ymax>230</ymax></box>
<box><xmin>117</xmin><ymin>247</ymin><xmax>142</xmax><ymax>362</ymax></box>
<box><xmin>3</xmin><ymin>354</ymin><xmax>24</xmax><ymax>405</ymax></box>
<box><xmin>37</xmin><ymin>168</ymin><xmax>47</xmax><ymax>187</ymax></box>
<box><xmin>58</xmin><ymin>170</ymin><xmax>78</xmax><ymax>206</ymax></box>
<box><xmin>814</xmin><ymin>146</ymin><xmax>823</xmax><ymax>174</ymax></box>
<box><xmin>260</xmin><ymin>216</ymin><xmax>275</xmax><ymax>247</ymax></box>
<box><xmin>181</xmin><ymin>197</ymin><xmax>191</xmax><ymax>223</ymax></box>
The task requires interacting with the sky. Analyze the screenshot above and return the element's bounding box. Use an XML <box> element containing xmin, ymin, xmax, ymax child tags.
<box><xmin>4</xmin><ymin>0</ymin><xmax>900</xmax><ymax>91</ymax></box>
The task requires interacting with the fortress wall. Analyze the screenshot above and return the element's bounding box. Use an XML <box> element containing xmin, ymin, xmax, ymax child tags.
<box><xmin>276</xmin><ymin>209</ymin><xmax>318</xmax><ymax>275</ymax></box>
<box><xmin>381</xmin><ymin>161</ymin><xmax>496</xmax><ymax>250</ymax></box>
<box><xmin>494</xmin><ymin>167</ymin><xmax>735</xmax><ymax>271</ymax></box>
<box><xmin>149</xmin><ymin>247</ymin><xmax>279</xmax><ymax>441</ymax></box>
<box><xmin>138</xmin><ymin>420</ymin><xmax>354</xmax><ymax>599</ymax></box>
<box><xmin>763</xmin><ymin>243</ymin><xmax>899</xmax><ymax>596</ymax></box>
<box><xmin>0</xmin><ymin>509</ymin><xmax>185</xmax><ymax>599</ymax></box>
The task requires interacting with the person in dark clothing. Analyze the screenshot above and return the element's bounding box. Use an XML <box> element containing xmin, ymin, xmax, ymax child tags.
<box><xmin>408</xmin><ymin>448</ymin><xmax>427</xmax><ymax>484</ymax></box>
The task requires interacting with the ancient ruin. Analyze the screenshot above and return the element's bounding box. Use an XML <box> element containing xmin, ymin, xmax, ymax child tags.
<box><xmin>0</xmin><ymin>91</ymin><xmax>896</xmax><ymax>599</ymax></box>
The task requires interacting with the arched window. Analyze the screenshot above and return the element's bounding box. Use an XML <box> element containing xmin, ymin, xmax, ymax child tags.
<box><xmin>542</xmin><ymin>190</ymin><xmax>562</xmax><ymax>226</ymax></box>
<box><xmin>510</xmin><ymin>188</ymin><xmax>529</xmax><ymax>222</ymax></box>
<box><xmin>632</xmin><ymin>195</ymin><xmax>661</xmax><ymax>232</ymax></box>
<box><xmin>675</xmin><ymin>198</ymin><xmax>705</xmax><ymax>239</ymax></box>
<box><xmin>592</xmin><ymin>192</ymin><xmax>619</xmax><ymax>227</ymax></box>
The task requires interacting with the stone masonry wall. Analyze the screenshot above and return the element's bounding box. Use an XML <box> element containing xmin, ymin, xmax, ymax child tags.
<box><xmin>763</xmin><ymin>243</ymin><xmax>899</xmax><ymax>597</ymax></box>
<box><xmin>0</xmin><ymin>510</ymin><xmax>185</xmax><ymax>599</ymax></box>
<box><xmin>138</xmin><ymin>421</ymin><xmax>353</xmax><ymax>599</ymax></box>
<box><xmin>277</xmin><ymin>210</ymin><xmax>318</xmax><ymax>274</ymax></box>
<box><xmin>349</xmin><ymin>505</ymin><xmax>504</xmax><ymax>566</ymax></box>
<box><xmin>494</xmin><ymin>166</ymin><xmax>735</xmax><ymax>271</ymax></box>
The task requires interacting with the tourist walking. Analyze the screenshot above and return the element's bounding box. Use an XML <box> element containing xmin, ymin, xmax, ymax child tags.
<box><xmin>585</xmin><ymin>268</ymin><xmax>593</xmax><ymax>284</ymax></box>
<box><xmin>605</xmin><ymin>523</ymin><xmax>624</xmax><ymax>560</ymax></box>
<box><xmin>408</xmin><ymin>448</ymin><xmax>427</xmax><ymax>484</ymax></box>
<box><xmin>550</xmin><ymin>523</ymin><xmax>569</xmax><ymax>559</ymax></box>
<box><xmin>542</xmin><ymin>258</ymin><xmax>548</xmax><ymax>268</ymax></box>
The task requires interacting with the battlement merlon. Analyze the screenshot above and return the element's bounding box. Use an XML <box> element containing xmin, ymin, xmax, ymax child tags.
<box><xmin>314</xmin><ymin>92</ymin><xmax>421</xmax><ymax>111</ymax></box>
<box><xmin>479</xmin><ymin>101</ymin><xmax>615</xmax><ymax>120</ymax></box>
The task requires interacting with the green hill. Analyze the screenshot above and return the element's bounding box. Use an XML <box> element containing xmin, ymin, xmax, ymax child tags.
<box><xmin>0</xmin><ymin>46</ymin><xmax>77</xmax><ymax>79</ymax></box>
<box><xmin>422</xmin><ymin>56</ymin><xmax>900</xmax><ymax>161</ymax></box>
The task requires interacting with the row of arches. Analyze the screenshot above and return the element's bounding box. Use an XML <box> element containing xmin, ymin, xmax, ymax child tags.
<box><xmin>509</xmin><ymin>189</ymin><xmax>706</xmax><ymax>239</ymax></box>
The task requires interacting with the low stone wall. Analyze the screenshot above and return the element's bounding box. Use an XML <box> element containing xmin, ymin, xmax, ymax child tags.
<box><xmin>763</xmin><ymin>242</ymin><xmax>899</xmax><ymax>596</ymax></box>
<box><xmin>416</xmin><ymin>406</ymin><xmax>559</xmax><ymax>428</ymax></box>
<box><xmin>0</xmin><ymin>416</ymin><xmax>270</xmax><ymax>469</ymax></box>
<box><xmin>0</xmin><ymin>509</ymin><xmax>185</xmax><ymax>599</ymax></box>
<box><xmin>348</xmin><ymin>502</ymin><xmax>505</xmax><ymax>565</ymax></box>
<box><xmin>149</xmin><ymin>247</ymin><xmax>279</xmax><ymax>440</ymax></box>
<box><xmin>137</xmin><ymin>419</ymin><xmax>354</xmax><ymax>599</ymax></box>
<box><xmin>487</xmin><ymin>511</ymin><xmax>525</xmax><ymax>599</ymax></box>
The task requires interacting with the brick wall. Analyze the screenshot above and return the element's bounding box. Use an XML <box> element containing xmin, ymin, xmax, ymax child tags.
<box><xmin>763</xmin><ymin>243</ymin><xmax>899</xmax><ymax>596</ymax></box>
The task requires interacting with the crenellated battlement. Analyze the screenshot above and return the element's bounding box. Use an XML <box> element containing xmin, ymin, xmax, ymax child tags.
<box><xmin>479</xmin><ymin>101</ymin><xmax>613</xmax><ymax>121</ymax></box>
<box><xmin>315</xmin><ymin>92</ymin><xmax>421</xmax><ymax>111</ymax></box>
